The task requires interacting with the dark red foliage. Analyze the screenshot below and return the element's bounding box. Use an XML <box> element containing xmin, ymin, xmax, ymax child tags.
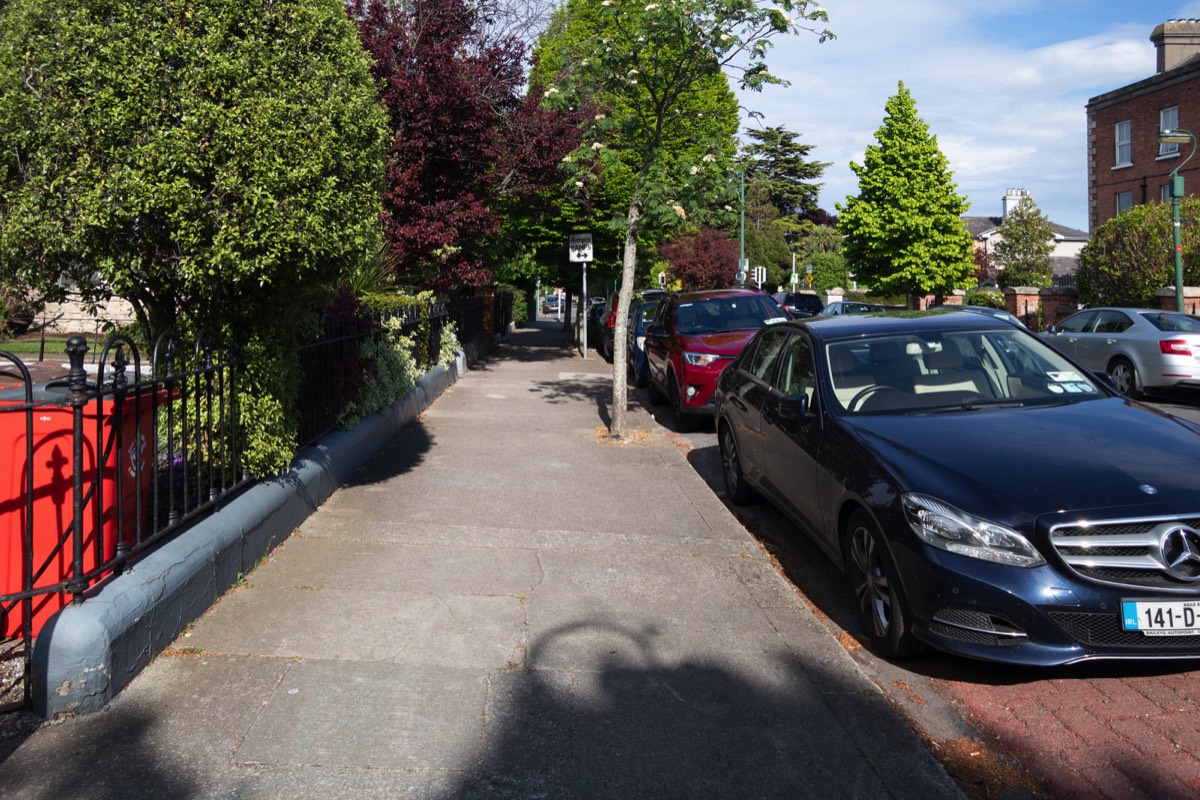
<box><xmin>660</xmin><ymin>229</ymin><xmax>739</xmax><ymax>291</ymax></box>
<box><xmin>350</xmin><ymin>0</ymin><xmax>530</xmax><ymax>288</ymax></box>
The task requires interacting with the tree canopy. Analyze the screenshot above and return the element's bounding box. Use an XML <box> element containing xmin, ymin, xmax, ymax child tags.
<box><xmin>836</xmin><ymin>82</ymin><xmax>973</xmax><ymax>300</ymax></box>
<box><xmin>0</xmin><ymin>0</ymin><xmax>388</xmax><ymax>337</ymax></box>
<box><xmin>1076</xmin><ymin>199</ymin><xmax>1200</xmax><ymax>308</ymax></box>
<box><xmin>537</xmin><ymin>0</ymin><xmax>832</xmax><ymax>435</ymax></box>
<box><xmin>994</xmin><ymin>194</ymin><xmax>1055</xmax><ymax>288</ymax></box>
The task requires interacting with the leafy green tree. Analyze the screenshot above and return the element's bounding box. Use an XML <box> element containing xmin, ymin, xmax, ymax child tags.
<box><xmin>543</xmin><ymin>0</ymin><xmax>832</xmax><ymax>436</ymax></box>
<box><xmin>836</xmin><ymin>82</ymin><xmax>973</xmax><ymax>301</ymax></box>
<box><xmin>1077</xmin><ymin>199</ymin><xmax>1200</xmax><ymax>307</ymax></box>
<box><xmin>994</xmin><ymin>195</ymin><xmax>1055</xmax><ymax>288</ymax></box>
<box><xmin>743</xmin><ymin>125</ymin><xmax>829</xmax><ymax>240</ymax></box>
<box><xmin>0</xmin><ymin>0</ymin><xmax>389</xmax><ymax>474</ymax></box>
<box><xmin>808</xmin><ymin>250</ymin><xmax>848</xmax><ymax>291</ymax></box>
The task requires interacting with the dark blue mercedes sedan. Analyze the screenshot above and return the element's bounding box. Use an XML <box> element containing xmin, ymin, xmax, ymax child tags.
<box><xmin>714</xmin><ymin>311</ymin><xmax>1200</xmax><ymax>666</ymax></box>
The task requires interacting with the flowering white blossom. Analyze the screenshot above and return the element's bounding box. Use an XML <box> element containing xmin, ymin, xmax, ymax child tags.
<box><xmin>575</xmin><ymin>181</ymin><xmax>584</xmax><ymax>187</ymax></box>
<box><xmin>672</xmin><ymin>204</ymin><xmax>686</xmax><ymax>218</ymax></box>
<box><xmin>543</xmin><ymin>87</ymin><xmax>559</xmax><ymax>97</ymax></box>
<box><xmin>591</xmin><ymin>142</ymin><xmax>605</xmax><ymax>150</ymax></box>
<box><xmin>689</xmin><ymin>166</ymin><xmax>699</xmax><ymax>175</ymax></box>
<box><xmin>723</xmin><ymin>205</ymin><xmax>733</xmax><ymax>212</ymax></box>
<box><xmin>645</xmin><ymin>3</ymin><xmax>659</xmax><ymax>9</ymax></box>
<box><xmin>595</xmin><ymin>113</ymin><xmax>607</xmax><ymax>120</ymax></box>
<box><xmin>627</xmin><ymin>69</ymin><xmax>639</xmax><ymax>76</ymax></box>
<box><xmin>561</xmin><ymin>155</ymin><xmax>574</xmax><ymax>163</ymax></box>
<box><xmin>701</xmin><ymin>154</ymin><xmax>715</xmax><ymax>163</ymax></box>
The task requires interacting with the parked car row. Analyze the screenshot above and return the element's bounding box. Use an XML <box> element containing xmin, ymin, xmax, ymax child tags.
<box><xmin>713</xmin><ymin>310</ymin><xmax>1200</xmax><ymax>666</ymax></box>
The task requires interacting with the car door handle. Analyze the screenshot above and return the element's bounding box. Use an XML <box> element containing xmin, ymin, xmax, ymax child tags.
<box><xmin>1105</xmin><ymin>338</ymin><xmax>1116</xmax><ymax>344</ymax></box>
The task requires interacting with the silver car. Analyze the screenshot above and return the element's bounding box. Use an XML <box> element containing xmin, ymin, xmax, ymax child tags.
<box><xmin>1041</xmin><ymin>307</ymin><xmax>1200</xmax><ymax>398</ymax></box>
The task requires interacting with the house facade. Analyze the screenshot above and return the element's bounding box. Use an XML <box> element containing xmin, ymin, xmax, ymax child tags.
<box><xmin>1086</xmin><ymin>19</ymin><xmax>1200</xmax><ymax>232</ymax></box>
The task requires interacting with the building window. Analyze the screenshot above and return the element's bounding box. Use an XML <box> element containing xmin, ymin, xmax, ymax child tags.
<box><xmin>1163</xmin><ymin>183</ymin><xmax>1172</xmax><ymax>202</ymax></box>
<box><xmin>1115</xmin><ymin>121</ymin><xmax>1132</xmax><ymax>166</ymax></box>
<box><xmin>1160</xmin><ymin>107</ymin><xmax>1180</xmax><ymax>156</ymax></box>
<box><xmin>1116</xmin><ymin>191</ymin><xmax>1134</xmax><ymax>214</ymax></box>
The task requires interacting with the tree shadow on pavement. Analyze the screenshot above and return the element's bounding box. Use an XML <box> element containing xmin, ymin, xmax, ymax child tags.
<box><xmin>0</xmin><ymin>705</ymin><xmax>194</xmax><ymax>799</ymax></box>
<box><xmin>440</xmin><ymin>620</ymin><xmax>958</xmax><ymax>800</ymax></box>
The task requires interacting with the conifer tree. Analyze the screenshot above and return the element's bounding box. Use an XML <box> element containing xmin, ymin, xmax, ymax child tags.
<box><xmin>836</xmin><ymin>82</ymin><xmax>973</xmax><ymax>301</ymax></box>
<box><xmin>994</xmin><ymin>195</ymin><xmax>1055</xmax><ymax>288</ymax></box>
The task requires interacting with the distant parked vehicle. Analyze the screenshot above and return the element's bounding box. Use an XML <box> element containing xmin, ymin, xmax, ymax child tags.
<box><xmin>1041</xmin><ymin>307</ymin><xmax>1200</xmax><ymax>399</ymax></box>
<box><xmin>542</xmin><ymin>294</ymin><xmax>561</xmax><ymax>314</ymax></box>
<box><xmin>643</xmin><ymin>288</ymin><xmax>789</xmax><ymax>431</ymax></box>
<box><xmin>818</xmin><ymin>301</ymin><xmax>893</xmax><ymax>316</ymax></box>
<box><xmin>626</xmin><ymin>294</ymin><xmax>664</xmax><ymax>387</ymax></box>
<box><xmin>774</xmin><ymin>292</ymin><xmax>824</xmax><ymax>318</ymax></box>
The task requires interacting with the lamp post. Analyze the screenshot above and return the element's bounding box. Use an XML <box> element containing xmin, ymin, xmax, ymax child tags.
<box><xmin>1158</xmin><ymin>128</ymin><xmax>1197</xmax><ymax>312</ymax></box>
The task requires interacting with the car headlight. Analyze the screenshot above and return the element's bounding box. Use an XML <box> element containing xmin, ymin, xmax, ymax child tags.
<box><xmin>902</xmin><ymin>493</ymin><xmax>1045</xmax><ymax>567</ymax></box>
<box><xmin>684</xmin><ymin>351</ymin><xmax>720</xmax><ymax>367</ymax></box>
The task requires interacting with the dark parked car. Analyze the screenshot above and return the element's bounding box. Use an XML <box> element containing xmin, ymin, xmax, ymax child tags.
<box><xmin>1041</xmin><ymin>307</ymin><xmax>1200</xmax><ymax>399</ymax></box>
<box><xmin>626</xmin><ymin>293</ymin><xmax>664</xmax><ymax>387</ymax></box>
<box><xmin>604</xmin><ymin>289</ymin><xmax>664</xmax><ymax>365</ymax></box>
<box><xmin>818</xmin><ymin>300</ymin><xmax>893</xmax><ymax>316</ymax></box>
<box><xmin>928</xmin><ymin>304</ymin><xmax>1025</xmax><ymax>328</ymax></box>
<box><xmin>714</xmin><ymin>310</ymin><xmax>1200</xmax><ymax>666</ymax></box>
<box><xmin>644</xmin><ymin>288</ymin><xmax>789</xmax><ymax>431</ymax></box>
<box><xmin>585</xmin><ymin>296</ymin><xmax>608</xmax><ymax>350</ymax></box>
<box><xmin>774</xmin><ymin>292</ymin><xmax>824</xmax><ymax>318</ymax></box>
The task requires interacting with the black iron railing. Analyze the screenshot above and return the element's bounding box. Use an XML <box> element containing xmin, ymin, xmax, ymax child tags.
<box><xmin>0</xmin><ymin>330</ymin><xmax>250</xmax><ymax>712</ymax></box>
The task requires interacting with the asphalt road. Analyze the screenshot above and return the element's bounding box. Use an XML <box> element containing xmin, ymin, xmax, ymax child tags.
<box><xmin>633</xmin><ymin>383</ymin><xmax>1200</xmax><ymax>800</ymax></box>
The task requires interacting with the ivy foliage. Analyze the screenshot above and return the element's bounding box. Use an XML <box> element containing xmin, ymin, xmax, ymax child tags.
<box><xmin>837</xmin><ymin>82</ymin><xmax>974</xmax><ymax>298</ymax></box>
<box><xmin>1077</xmin><ymin>199</ymin><xmax>1200</xmax><ymax>308</ymax></box>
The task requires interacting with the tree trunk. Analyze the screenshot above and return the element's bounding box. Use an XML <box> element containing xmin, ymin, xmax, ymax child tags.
<box><xmin>609</xmin><ymin>198</ymin><xmax>641</xmax><ymax>438</ymax></box>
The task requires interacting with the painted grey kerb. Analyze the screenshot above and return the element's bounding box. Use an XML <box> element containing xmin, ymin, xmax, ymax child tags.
<box><xmin>31</xmin><ymin>359</ymin><xmax>462</xmax><ymax>718</ymax></box>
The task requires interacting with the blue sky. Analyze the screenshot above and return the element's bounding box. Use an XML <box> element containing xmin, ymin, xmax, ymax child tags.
<box><xmin>741</xmin><ymin>1</ymin><xmax>1200</xmax><ymax>232</ymax></box>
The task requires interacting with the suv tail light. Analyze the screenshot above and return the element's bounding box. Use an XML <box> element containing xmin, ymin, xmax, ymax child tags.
<box><xmin>1160</xmin><ymin>339</ymin><xmax>1192</xmax><ymax>356</ymax></box>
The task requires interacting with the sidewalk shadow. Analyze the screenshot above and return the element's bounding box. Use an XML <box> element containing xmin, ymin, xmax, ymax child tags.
<box><xmin>0</xmin><ymin>705</ymin><xmax>193</xmax><ymax>798</ymax></box>
<box><xmin>440</xmin><ymin>620</ymin><xmax>941</xmax><ymax>800</ymax></box>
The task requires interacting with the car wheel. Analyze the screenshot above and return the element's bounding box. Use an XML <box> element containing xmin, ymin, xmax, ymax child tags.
<box><xmin>844</xmin><ymin>510</ymin><xmax>923</xmax><ymax>659</ymax></box>
<box><xmin>669</xmin><ymin>377</ymin><xmax>699</xmax><ymax>433</ymax></box>
<box><xmin>1108</xmin><ymin>357</ymin><xmax>1142</xmax><ymax>400</ymax></box>
<box><xmin>719</xmin><ymin>423</ymin><xmax>758</xmax><ymax>504</ymax></box>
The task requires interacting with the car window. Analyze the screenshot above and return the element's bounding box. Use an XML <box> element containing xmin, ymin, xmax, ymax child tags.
<box><xmin>827</xmin><ymin>328</ymin><xmax>1104</xmax><ymax>415</ymax></box>
<box><xmin>1057</xmin><ymin>311</ymin><xmax>1097</xmax><ymax>333</ymax></box>
<box><xmin>1142</xmin><ymin>311</ymin><xmax>1200</xmax><ymax>333</ymax></box>
<box><xmin>744</xmin><ymin>328</ymin><xmax>789</xmax><ymax>383</ymax></box>
<box><xmin>777</xmin><ymin>336</ymin><xmax>816</xmax><ymax>403</ymax></box>
<box><xmin>675</xmin><ymin>295</ymin><xmax>788</xmax><ymax>335</ymax></box>
<box><xmin>1093</xmin><ymin>310</ymin><xmax>1132</xmax><ymax>334</ymax></box>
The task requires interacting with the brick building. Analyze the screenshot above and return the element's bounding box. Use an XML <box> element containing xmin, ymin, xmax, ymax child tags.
<box><xmin>1086</xmin><ymin>20</ymin><xmax>1200</xmax><ymax>232</ymax></box>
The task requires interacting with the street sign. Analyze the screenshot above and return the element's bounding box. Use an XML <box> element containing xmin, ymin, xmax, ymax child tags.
<box><xmin>752</xmin><ymin>266</ymin><xmax>767</xmax><ymax>287</ymax></box>
<box><xmin>569</xmin><ymin>233</ymin><xmax>593</xmax><ymax>263</ymax></box>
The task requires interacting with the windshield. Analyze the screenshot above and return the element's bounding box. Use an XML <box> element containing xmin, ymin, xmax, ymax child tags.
<box><xmin>825</xmin><ymin>328</ymin><xmax>1105</xmax><ymax>414</ymax></box>
<box><xmin>676</xmin><ymin>295</ymin><xmax>788</xmax><ymax>335</ymax></box>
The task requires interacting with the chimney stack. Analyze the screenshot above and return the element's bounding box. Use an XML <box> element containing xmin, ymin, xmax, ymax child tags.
<box><xmin>1002</xmin><ymin>188</ymin><xmax>1029</xmax><ymax>218</ymax></box>
<box><xmin>1152</xmin><ymin>19</ymin><xmax>1200</xmax><ymax>73</ymax></box>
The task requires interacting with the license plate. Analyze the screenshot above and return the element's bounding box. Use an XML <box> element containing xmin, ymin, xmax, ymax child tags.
<box><xmin>1122</xmin><ymin>599</ymin><xmax>1200</xmax><ymax>636</ymax></box>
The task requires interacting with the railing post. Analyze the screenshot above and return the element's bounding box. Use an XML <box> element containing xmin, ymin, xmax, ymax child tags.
<box><xmin>65</xmin><ymin>335</ymin><xmax>89</xmax><ymax>602</ymax></box>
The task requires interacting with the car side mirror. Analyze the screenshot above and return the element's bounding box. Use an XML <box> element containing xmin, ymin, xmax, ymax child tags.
<box><xmin>777</xmin><ymin>394</ymin><xmax>811</xmax><ymax>421</ymax></box>
<box><xmin>1045</xmin><ymin>324</ymin><xmax>1061</xmax><ymax>334</ymax></box>
<box><xmin>1092</xmin><ymin>371</ymin><xmax>1119</xmax><ymax>393</ymax></box>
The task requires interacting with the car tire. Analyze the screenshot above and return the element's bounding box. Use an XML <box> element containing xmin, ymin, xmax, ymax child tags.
<box><xmin>1108</xmin><ymin>357</ymin><xmax>1143</xmax><ymax>400</ymax></box>
<box><xmin>719</xmin><ymin>423</ymin><xmax>758</xmax><ymax>504</ymax></box>
<box><xmin>844</xmin><ymin>510</ymin><xmax>924</xmax><ymax>659</ymax></box>
<box><xmin>669</xmin><ymin>377</ymin><xmax>699</xmax><ymax>433</ymax></box>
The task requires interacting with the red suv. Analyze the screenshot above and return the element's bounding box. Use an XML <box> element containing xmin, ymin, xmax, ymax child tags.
<box><xmin>644</xmin><ymin>288</ymin><xmax>789</xmax><ymax>431</ymax></box>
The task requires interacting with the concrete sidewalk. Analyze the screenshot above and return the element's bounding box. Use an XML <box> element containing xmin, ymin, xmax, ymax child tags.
<box><xmin>0</xmin><ymin>321</ymin><xmax>963</xmax><ymax>799</ymax></box>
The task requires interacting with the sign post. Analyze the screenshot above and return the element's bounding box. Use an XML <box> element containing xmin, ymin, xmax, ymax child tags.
<box><xmin>569</xmin><ymin>233</ymin><xmax>594</xmax><ymax>356</ymax></box>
